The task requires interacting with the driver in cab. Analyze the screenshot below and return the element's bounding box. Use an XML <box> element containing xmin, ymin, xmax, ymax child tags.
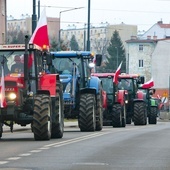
<box><xmin>11</xmin><ymin>55</ymin><xmax>24</xmax><ymax>73</ymax></box>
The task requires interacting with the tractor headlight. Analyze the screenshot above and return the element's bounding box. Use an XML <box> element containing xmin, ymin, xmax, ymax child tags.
<box><xmin>65</xmin><ymin>82</ymin><xmax>71</xmax><ymax>93</ymax></box>
<box><xmin>125</xmin><ymin>100</ymin><xmax>128</xmax><ymax>104</ymax></box>
<box><xmin>89</xmin><ymin>62</ymin><xmax>95</xmax><ymax>68</ymax></box>
<box><xmin>9</xmin><ymin>93</ymin><xmax>17</xmax><ymax>100</ymax></box>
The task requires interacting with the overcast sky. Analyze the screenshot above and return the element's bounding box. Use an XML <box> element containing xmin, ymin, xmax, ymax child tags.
<box><xmin>7</xmin><ymin>0</ymin><xmax>170</xmax><ymax>31</ymax></box>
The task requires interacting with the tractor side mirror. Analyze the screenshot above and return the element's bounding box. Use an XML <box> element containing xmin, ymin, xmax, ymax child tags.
<box><xmin>138</xmin><ymin>76</ymin><xmax>145</xmax><ymax>84</ymax></box>
<box><xmin>95</xmin><ymin>54</ymin><xmax>102</xmax><ymax>66</ymax></box>
<box><xmin>46</xmin><ymin>53</ymin><xmax>52</xmax><ymax>65</ymax></box>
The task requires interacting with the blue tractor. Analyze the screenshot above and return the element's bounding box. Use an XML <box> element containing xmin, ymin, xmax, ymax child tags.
<box><xmin>50</xmin><ymin>51</ymin><xmax>103</xmax><ymax>132</ymax></box>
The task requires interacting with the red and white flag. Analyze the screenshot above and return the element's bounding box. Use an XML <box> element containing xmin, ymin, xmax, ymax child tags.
<box><xmin>0</xmin><ymin>66</ymin><xmax>7</xmax><ymax>108</ymax></box>
<box><xmin>113</xmin><ymin>62</ymin><xmax>122</xmax><ymax>85</ymax></box>
<box><xmin>141</xmin><ymin>78</ymin><xmax>154</xmax><ymax>89</ymax></box>
<box><xmin>29</xmin><ymin>8</ymin><xmax>49</xmax><ymax>49</ymax></box>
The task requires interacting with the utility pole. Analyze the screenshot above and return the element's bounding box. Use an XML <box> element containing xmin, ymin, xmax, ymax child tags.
<box><xmin>32</xmin><ymin>0</ymin><xmax>37</xmax><ymax>34</ymax></box>
<box><xmin>38</xmin><ymin>0</ymin><xmax>40</xmax><ymax>20</ymax></box>
<box><xmin>87</xmin><ymin>0</ymin><xmax>90</xmax><ymax>51</ymax></box>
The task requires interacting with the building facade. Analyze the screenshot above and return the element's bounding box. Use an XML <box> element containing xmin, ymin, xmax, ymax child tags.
<box><xmin>60</xmin><ymin>23</ymin><xmax>138</xmax><ymax>56</ymax></box>
<box><xmin>0</xmin><ymin>0</ymin><xmax>6</xmax><ymax>44</ymax></box>
<box><xmin>7</xmin><ymin>16</ymin><xmax>60</xmax><ymax>43</ymax></box>
<box><xmin>126</xmin><ymin>36</ymin><xmax>157</xmax><ymax>81</ymax></box>
<box><xmin>126</xmin><ymin>21</ymin><xmax>170</xmax><ymax>98</ymax></box>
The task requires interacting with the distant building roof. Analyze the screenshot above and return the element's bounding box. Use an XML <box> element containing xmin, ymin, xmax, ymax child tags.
<box><xmin>157</xmin><ymin>21</ymin><xmax>170</xmax><ymax>28</ymax></box>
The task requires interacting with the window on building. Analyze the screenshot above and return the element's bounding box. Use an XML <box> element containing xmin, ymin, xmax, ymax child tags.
<box><xmin>139</xmin><ymin>44</ymin><xmax>143</xmax><ymax>51</ymax></box>
<box><xmin>139</xmin><ymin>59</ymin><xmax>143</xmax><ymax>68</ymax></box>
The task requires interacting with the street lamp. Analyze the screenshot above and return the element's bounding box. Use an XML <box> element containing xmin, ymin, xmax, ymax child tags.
<box><xmin>58</xmin><ymin>7</ymin><xmax>84</xmax><ymax>48</ymax></box>
<box><xmin>115</xmin><ymin>47</ymin><xmax>118</xmax><ymax>68</ymax></box>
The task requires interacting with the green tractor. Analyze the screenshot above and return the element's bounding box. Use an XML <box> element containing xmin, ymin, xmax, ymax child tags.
<box><xmin>138</xmin><ymin>88</ymin><xmax>158</xmax><ymax>124</ymax></box>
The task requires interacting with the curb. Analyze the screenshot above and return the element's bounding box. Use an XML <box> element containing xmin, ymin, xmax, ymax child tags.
<box><xmin>2</xmin><ymin>121</ymin><xmax>78</xmax><ymax>132</ymax></box>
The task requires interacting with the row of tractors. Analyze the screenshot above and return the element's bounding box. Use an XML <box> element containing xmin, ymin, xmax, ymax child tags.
<box><xmin>0</xmin><ymin>36</ymin><xmax>159</xmax><ymax>140</ymax></box>
<box><xmin>92</xmin><ymin>73</ymin><xmax>159</xmax><ymax>127</ymax></box>
<box><xmin>0</xmin><ymin>36</ymin><xmax>103</xmax><ymax>140</ymax></box>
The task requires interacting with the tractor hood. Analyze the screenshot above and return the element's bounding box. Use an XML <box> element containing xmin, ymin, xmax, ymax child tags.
<box><xmin>59</xmin><ymin>74</ymin><xmax>72</xmax><ymax>83</ymax></box>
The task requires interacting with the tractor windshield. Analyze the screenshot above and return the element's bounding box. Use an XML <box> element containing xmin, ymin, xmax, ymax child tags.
<box><xmin>52</xmin><ymin>58</ymin><xmax>80</xmax><ymax>74</ymax></box>
<box><xmin>0</xmin><ymin>51</ymin><xmax>24</xmax><ymax>76</ymax></box>
<box><xmin>100</xmin><ymin>77</ymin><xmax>113</xmax><ymax>93</ymax></box>
<box><xmin>118</xmin><ymin>78</ymin><xmax>133</xmax><ymax>91</ymax></box>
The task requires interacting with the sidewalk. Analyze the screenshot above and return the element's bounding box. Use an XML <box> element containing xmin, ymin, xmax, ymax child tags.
<box><xmin>159</xmin><ymin>111</ymin><xmax>170</xmax><ymax>121</ymax></box>
<box><xmin>2</xmin><ymin>120</ymin><xmax>78</xmax><ymax>132</ymax></box>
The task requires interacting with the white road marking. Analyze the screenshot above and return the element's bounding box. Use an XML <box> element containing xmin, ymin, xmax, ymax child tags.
<box><xmin>30</xmin><ymin>150</ymin><xmax>42</xmax><ymax>153</ymax></box>
<box><xmin>19</xmin><ymin>153</ymin><xmax>31</xmax><ymax>156</ymax></box>
<box><xmin>7</xmin><ymin>157</ymin><xmax>21</xmax><ymax>160</ymax></box>
<box><xmin>0</xmin><ymin>161</ymin><xmax>8</xmax><ymax>164</ymax></box>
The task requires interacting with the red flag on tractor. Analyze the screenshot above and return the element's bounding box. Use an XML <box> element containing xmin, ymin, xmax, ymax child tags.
<box><xmin>113</xmin><ymin>62</ymin><xmax>122</xmax><ymax>85</ymax></box>
<box><xmin>0</xmin><ymin>66</ymin><xmax>7</xmax><ymax>108</ymax></box>
<box><xmin>29</xmin><ymin>8</ymin><xmax>49</xmax><ymax>49</ymax></box>
<box><xmin>141</xmin><ymin>78</ymin><xmax>154</xmax><ymax>89</ymax></box>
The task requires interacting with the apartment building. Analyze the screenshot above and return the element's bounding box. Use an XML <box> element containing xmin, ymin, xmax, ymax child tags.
<box><xmin>60</xmin><ymin>22</ymin><xmax>137</xmax><ymax>55</ymax></box>
<box><xmin>0</xmin><ymin>0</ymin><xmax>6</xmax><ymax>44</ymax></box>
<box><xmin>7</xmin><ymin>15</ymin><xmax>60</xmax><ymax>43</ymax></box>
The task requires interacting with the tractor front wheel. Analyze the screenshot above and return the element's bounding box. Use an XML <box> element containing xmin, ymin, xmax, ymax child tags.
<box><xmin>148</xmin><ymin>107</ymin><xmax>157</xmax><ymax>124</ymax></box>
<box><xmin>95</xmin><ymin>93</ymin><xmax>103</xmax><ymax>131</ymax></box>
<box><xmin>33</xmin><ymin>94</ymin><xmax>52</xmax><ymax>140</ymax></box>
<box><xmin>79</xmin><ymin>93</ymin><xmax>96</xmax><ymax>132</ymax></box>
<box><xmin>51</xmin><ymin>82</ymin><xmax>64</xmax><ymax>138</ymax></box>
<box><xmin>112</xmin><ymin>104</ymin><xmax>122</xmax><ymax>127</ymax></box>
<box><xmin>0</xmin><ymin>122</ymin><xmax>3</xmax><ymax>138</ymax></box>
<box><xmin>133</xmin><ymin>102</ymin><xmax>147</xmax><ymax>125</ymax></box>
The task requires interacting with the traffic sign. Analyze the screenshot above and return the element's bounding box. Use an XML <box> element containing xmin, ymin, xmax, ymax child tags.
<box><xmin>161</xmin><ymin>97</ymin><xmax>168</xmax><ymax>103</ymax></box>
<box><xmin>163</xmin><ymin>92</ymin><xmax>168</xmax><ymax>97</ymax></box>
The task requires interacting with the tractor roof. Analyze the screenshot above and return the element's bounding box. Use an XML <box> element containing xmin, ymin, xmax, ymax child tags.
<box><xmin>119</xmin><ymin>73</ymin><xmax>140</xmax><ymax>78</ymax></box>
<box><xmin>51</xmin><ymin>51</ymin><xmax>94</xmax><ymax>58</ymax></box>
<box><xmin>91</xmin><ymin>73</ymin><xmax>115</xmax><ymax>77</ymax></box>
<box><xmin>0</xmin><ymin>44</ymin><xmax>43</xmax><ymax>51</ymax></box>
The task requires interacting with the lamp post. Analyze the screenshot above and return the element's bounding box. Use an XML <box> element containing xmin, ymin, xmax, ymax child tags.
<box><xmin>115</xmin><ymin>47</ymin><xmax>118</xmax><ymax>68</ymax></box>
<box><xmin>32</xmin><ymin>0</ymin><xmax>37</xmax><ymax>34</ymax></box>
<box><xmin>87</xmin><ymin>0</ymin><xmax>90</xmax><ymax>51</ymax></box>
<box><xmin>58</xmin><ymin>7</ymin><xmax>84</xmax><ymax>49</ymax></box>
<box><xmin>38</xmin><ymin>0</ymin><xmax>40</xmax><ymax>19</ymax></box>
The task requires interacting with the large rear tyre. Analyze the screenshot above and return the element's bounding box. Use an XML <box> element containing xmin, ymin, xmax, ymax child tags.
<box><xmin>95</xmin><ymin>93</ymin><xmax>103</xmax><ymax>131</ymax></box>
<box><xmin>112</xmin><ymin>104</ymin><xmax>122</xmax><ymax>127</ymax></box>
<box><xmin>133</xmin><ymin>102</ymin><xmax>147</xmax><ymax>125</ymax></box>
<box><xmin>78</xmin><ymin>93</ymin><xmax>96</xmax><ymax>132</ymax></box>
<box><xmin>148</xmin><ymin>106</ymin><xmax>157</xmax><ymax>124</ymax></box>
<box><xmin>33</xmin><ymin>94</ymin><xmax>52</xmax><ymax>140</ymax></box>
<box><xmin>51</xmin><ymin>82</ymin><xmax>64</xmax><ymax>138</ymax></box>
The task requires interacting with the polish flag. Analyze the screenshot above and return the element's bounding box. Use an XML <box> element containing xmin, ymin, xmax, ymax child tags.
<box><xmin>141</xmin><ymin>78</ymin><xmax>154</xmax><ymax>89</ymax></box>
<box><xmin>0</xmin><ymin>66</ymin><xmax>7</xmax><ymax>108</ymax></box>
<box><xmin>29</xmin><ymin>8</ymin><xmax>50</xmax><ymax>49</ymax></box>
<box><xmin>113</xmin><ymin>62</ymin><xmax>122</xmax><ymax>85</ymax></box>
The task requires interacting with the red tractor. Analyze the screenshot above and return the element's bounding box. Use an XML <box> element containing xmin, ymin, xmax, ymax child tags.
<box><xmin>91</xmin><ymin>73</ymin><xmax>127</xmax><ymax>127</ymax></box>
<box><xmin>0</xmin><ymin>36</ymin><xmax>64</xmax><ymax>140</ymax></box>
<box><xmin>118</xmin><ymin>73</ymin><xmax>147</xmax><ymax>125</ymax></box>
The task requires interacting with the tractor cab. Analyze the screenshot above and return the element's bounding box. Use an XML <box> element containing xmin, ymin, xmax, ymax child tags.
<box><xmin>0</xmin><ymin>40</ymin><xmax>64</xmax><ymax>140</ymax></box>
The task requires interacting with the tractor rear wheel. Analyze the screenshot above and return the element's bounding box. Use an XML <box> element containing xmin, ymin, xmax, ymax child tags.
<box><xmin>95</xmin><ymin>93</ymin><xmax>103</xmax><ymax>131</ymax></box>
<box><xmin>112</xmin><ymin>104</ymin><xmax>122</xmax><ymax>127</ymax></box>
<box><xmin>79</xmin><ymin>93</ymin><xmax>96</xmax><ymax>132</ymax></box>
<box><xmin>51</xmin><ymin>82</ymin><xmax>64</xmax><ymax>138</ymax></box>
<box><xmin>133</xmin><ymin>102</ymin><xmax>147</xmax><ymax>125</ymax></box>
<box><xmin>33</xmin><ymin>94</ymin><xmax>52</xmax><ymax>140</ymax></box>
<box><xmin>148</xmin><ymin>106</ymin><xmax>157</xmax><ymax>124</ymax></box>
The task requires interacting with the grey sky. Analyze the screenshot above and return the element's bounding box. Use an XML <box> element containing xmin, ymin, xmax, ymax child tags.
<box><xmin>7</xmin><ymin>0</ymin><xmax>170</xmax><ymax>31</ymax></box>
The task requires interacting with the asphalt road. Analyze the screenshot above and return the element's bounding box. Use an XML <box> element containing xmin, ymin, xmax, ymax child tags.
<box><xmin>0</xmin><ymin>119</ymin><xmax>170</xmax><ymax>170</ymax></box>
